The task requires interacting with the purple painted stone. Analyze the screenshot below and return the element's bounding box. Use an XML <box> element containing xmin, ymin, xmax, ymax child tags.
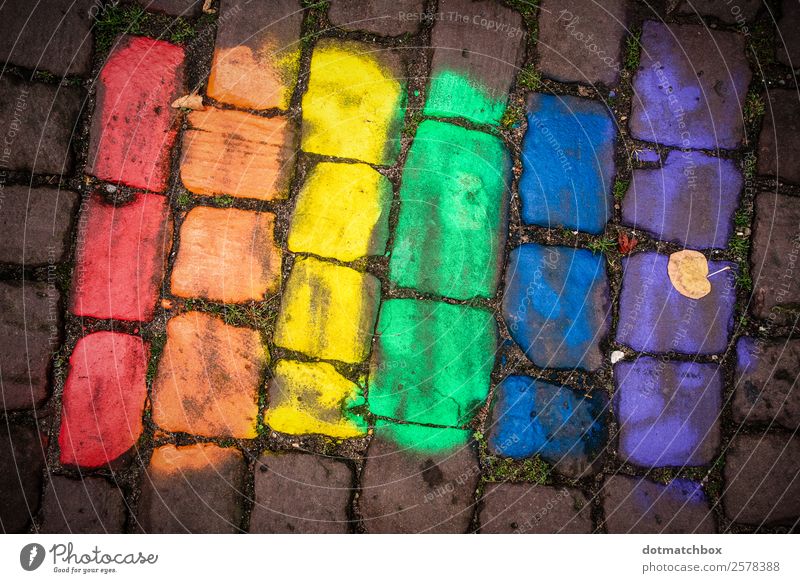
<box><xmin>634</xmin><ymin>148</ymin><xmax>660</xmax><ymax>163</ymax></box>
<box><xmin>614</xmin><ymin>357</ymin><xmax>722</xmax><ymax>467</ymax></box>
<box><xmin>630</xmin><ymin>22</ymin><xmax>751</xmax><ymax>150</ymax></box>
<box><xmin>616</xmin><ymin>252</ymin><xmax>736</xmax><ymax>355</ymax></box>
<box><xmin>622</xmin><ymin>150</ymin><xmax>742</xmax><ymax>249</ymax></box>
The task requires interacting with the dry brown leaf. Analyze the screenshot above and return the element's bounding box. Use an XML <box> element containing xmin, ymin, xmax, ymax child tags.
<box><xmin>202</xmin><ymin>0</ymin><xmax>216</xmax><ymax>14</ymax></box>
<box><xmin>171</xmin><ymin>94</ymin><xmax>205</xmax><ymax>110</ymax></box>
<box><xmin>668</xmin><ymin>250</ymin><xmax>711</xmax><ymax>299</ymax></box>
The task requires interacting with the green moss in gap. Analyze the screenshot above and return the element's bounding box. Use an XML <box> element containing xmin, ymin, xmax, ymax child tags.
<box><xmin>484</xmin><ymin>454</ymin><xmax>550</xmax><ymax>483</ymax></box>
<box><xmin>613</xmin><ymin>179</ymin><xmax>629</xmax><ymax>200</ymax></box>
<box><xmin>517</xmin><ymin>65</ymin><xmax>541</xmax><ymax>90</ymax></box>
<box><xmin>623</xmin><ymin>30</ymin><xmax>642</xmax><ymax>72</ymax></box>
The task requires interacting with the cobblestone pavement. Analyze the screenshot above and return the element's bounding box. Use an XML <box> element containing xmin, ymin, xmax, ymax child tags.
<box><xmin>1</xmin><ymin>0</ymin><xmax>799</xmax><ymax>534</ymax></box>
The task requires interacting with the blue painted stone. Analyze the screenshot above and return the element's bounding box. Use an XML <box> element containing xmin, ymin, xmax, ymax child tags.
<box><xmin>630</xmin><ymin>21</ymin><xmax>751</xmax><ymax>150</ymax></box>
<box><xmin>502</xmin><ymin>243</ymin><xmax>610</xmax><ymax>371</ymax></box>
<box><xmin>614</xmin><ymin>357</ymin><xmax>721</xmax><ymax>467</ymax></box>
<box><xmin>487</xmin><ymin>376</ymin><xmax>607</xmax><ymax>477</ymax></box>
<box><xmin>623</xmin><ymin>151</ymin><xmax>742</xmax><ymax>249</ymax></box>
<box><xmin>616</xmin><ymin>252</ymin><xmax>736</xmax><ymax>355</ymax></box>
<box><xmin>519</xmin><ymin>94</ymin><xmax>615</xmax><ymax>234</ymax></box>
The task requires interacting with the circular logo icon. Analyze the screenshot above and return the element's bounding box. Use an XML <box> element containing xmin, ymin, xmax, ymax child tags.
<box><xmin>20</xmin><ymin>543</ymin><xmax>46</xmax><ymax>571</ymax></box>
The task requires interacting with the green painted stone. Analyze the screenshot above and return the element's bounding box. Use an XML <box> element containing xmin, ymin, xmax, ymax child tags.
<box><xmin>424</xmin><ymin>69</ymin><xmax>506</xmax><ymax>126</ymax></box>
<box><xmin>368</xmin><ymin>298</ymin><xmax>497</xmax><ymax>427</ymax></box>
<box><xmin>389</xmin><ymin>120</ymin><xmax>511</xmax><ymax>300</ymax></box>
<box><xmin>375</xmin><ymin>420</ymin><xmax>471</xmax><ymax>454</ymax></box>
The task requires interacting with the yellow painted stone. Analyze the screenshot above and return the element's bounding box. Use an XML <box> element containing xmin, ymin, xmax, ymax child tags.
<box><xmin>287</xmin><ymin>162</ymin><xmax>392</xmax><ymax>262</ymax></box>
<box><xmin>274</xmin><ymin>256</ymin><xmax>380</xmax><ymax>363</ymax></box>
<box><xmin>264</xmin><ymin>359</ymin><xmax>367</xmax><ymax>439</ymax></box>
<box><xmin>301</xmin><ymin>39</ymin><xmax>406</xmax><ymax>165</ymax></box>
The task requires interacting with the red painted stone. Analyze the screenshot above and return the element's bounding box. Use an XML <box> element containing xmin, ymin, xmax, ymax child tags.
<box><xmin>87</xmin><ymin>36</ymin><xmax>185</xmax><ymax>192</ymax></box>
<box><xmin>70</xmin><ymin>190</ymin><xmax>172</xmax><ymax>322</ymax></box>
<box><xmin>59</xmin><ymin>332</ymin><xmax>149</xmax><ymax>469</ymax></box>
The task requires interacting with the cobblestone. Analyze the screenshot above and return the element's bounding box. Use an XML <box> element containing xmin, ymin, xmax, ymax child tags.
<box><xmin>617</xmin><ymin>251</ymin><xmax>736</xmax><ymax>355</ymax></box>
<box><xmin>602</xmin><ymin>475</ymin><xmax>716</xmax><ymax>533</ymax></box>
<box><xmin>181</xmin><ymin>108</ymin><xmax>297</xmax><ymax>201</ymax></box>
<box><xmin>124</xmin><ymin>0</ymin><xmax>202</xmax><ymax>15</ymax></box>
<box><xmin>723</xmin><ymin>433</ymin><xmax>800</xmax><ymax>526</ymax></box>
<box><xmin>59</xmin><ymin>332</ymin><xmax>149</xmax><ymax>468</ymax></box>
<box><xmin>40</xmin><ymin>476</ymin><xmax>127</xmax><ymax>534</ymax></box>
<box><xmin>0</xmin><ymin>0</ymin><xmax>94</xmax><ymax>76</ymax></box>
<box><xmin>0</xmin><ymin>77</ymin><xmax>83</xmax><ymax>175</ymax></box>
<box><xmin>734</xmin><ymin>337</ymin><xmax>800</xmax><ymax>429</ymax></box>
<box><xmin>87</xmin><ymin>36</ymin><xmax>185</xmax><ymax>192</ymax></box>
<box><xmin>758</xmin><ymin>90</ymin><xmax>800</xmax><ymax>185</ymax></box>
<box><xmin>777</xmin><ymin>1</ymin><xmax>800</xmax><ymax>67</ymax></box>
<box><xmin>503</xmin><ymin>244</ymin><xmax>610</xmax><ymax>371</ymax></box>
<box><xmin>152</xmin><ymin>311</ymin><xmax>267</xmax><ymax>439</ymax></box>
<box><xmin>478</xmin><ymin>483</ymin><xmax>592</xmax><ymax>533</ymax></box>
<box><xmin>520</xmin><ymin>94</ymin><xmax>615</xmax><ymax>234</ymax></box>
<box><xmin>274</xmin><ymin>257</ymin><xmax>380</xmax><ymax>364</ymax></box>
<box><xmin>368</xmin><ymin>299</ymin><xmax>496</xmax><ymax>427</ymax></box>
<box><xmin>0</xmin><ymin>282</ymin><xmax>60</xmax><ymax>411</ymax></box>
<box><xmin>207</xmin><ymin>0</ymin><xmax>302</xmax><ymax>110</ymax></box>
<box><xmin>630</xmin><ymin>22</ymin><xmax>750</xmax><ymax>150</ymax></box>
<box><xmin>0</xmin><ymin>186</ymin><xmax>78</xmax><ymax>265</ymax></box>
<box><xmin>389</xmin><ymin>120</ymin><xmax>511</xmax><ymax>299</ymax></box>
<box><xmin>250</xmin><ymin>452</ymin><xmax>353</xmax><ymax>533</ymax></box>
<box><xmin>425</xmin><ymin>0</ymin><xmax>525</xmax><ymax>125</ymax></box>
<box><xmin>70</xmin><ymin>191</ymin><xmax>171</xmax><ymax>322</ymax></box>
<box><xmin>487</xmin><ymin>376</ymin><xmax>607</xmax><ymax>478</ymax></box>
<box><xmin>360</xmin><ymin>421</ymin><xmax>479</xmax><ymax>533</ymax></box>
<box><xmin>677</xmin><ymin>0</ymin><xmax>761</xmax><ymax>23</ymax></box>
<box><xmin>328</xmin><ymin>0</ymin><xmax>426</xmax><ymax>36</ymax></box>
<box><xmin>537</xmin><ymin>0</ymin><xmax>627</xmax><ymax>86</ymax></box>
<box><xmin>614</xmin><ymin>357</ymin><xmax>722</xmax><ymax>467</ymax></box>
<box><xmin>0</xmin><ymin>423</ymin><xmax>45</xmax><ymax>533</ymax></box>
<box><xmin>138</xmin><ymin>444</ymin><xmax>245</xmax><ymax>533</ymax></box>
<box><xmin>622</xmin><ymin>151</ymin><xmax>742</xmax><ymax>249</ymax></box>
<box><xmin>264</xmin><ymin>360</ymin><xmax>367</xmax><ymax>439</ymax></box>
<box><xmin>287</xmin><ymin>162</ymin><xmax>392</xmax><ymax>262</ymax></box>
<box><xmin>170</xmin><ymin>206</ymin><xmax>281</xmax><ymax>303</ymax></box>
<box><xmin>301</xmin><ymin>39</ymin><xmax>406</xmax><ymax>165</ymax></box>
<box><xmin>751</xmin><ymin>191</ymin><xmax>800</xmax><ymax>325</ymax></box>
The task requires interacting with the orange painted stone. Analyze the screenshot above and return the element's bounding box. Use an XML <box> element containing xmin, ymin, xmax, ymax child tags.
<box><xmin>59</xmin><ymin>332</ymin><xmax>149</xmax><ymax>468</ymax></box>
<box><xmin>151</xmin><ymin>311</ymin><xmax>268</xmax><ymax>438</ymax></box>
<box><xmin>180</xmin><ymin>108</ymin><xmax>296</xmax><ymax>201</ymax></box>
<box><xmin>207</xmin><ymin>0</ymin><xmax>303</xmax><ymax>111</ymax></box>
<box><xmin>170</xmin><ymin>206</ymin><xmax>281</xmax><ymax>303</ymax></box>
